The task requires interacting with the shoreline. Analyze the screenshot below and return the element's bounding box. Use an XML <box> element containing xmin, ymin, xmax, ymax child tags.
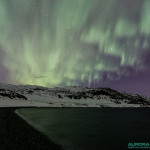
<box><xmin>1</xmin><ymin>97</ymin><xmax>149</xmax><ymax>108</ymax></box>
<box><xmin>14</xmin><ymin>107</ymin><xmax>150</xmax><ymax>150</ymax></box>
<box><xmin>0</xmin><ymin>107</ymin><xmax>63</xmax><ymax>150</ymax></box>
<box><xmin>1</xmin><ymin>107</ymin><xmax>150</xmax><ymax>150</ymax></box>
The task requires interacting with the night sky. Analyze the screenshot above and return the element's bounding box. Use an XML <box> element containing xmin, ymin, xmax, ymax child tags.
<box><xmin>0</xmin><ymin>0</ymin><xmax>150</xmax><ymax>96</ymax></box>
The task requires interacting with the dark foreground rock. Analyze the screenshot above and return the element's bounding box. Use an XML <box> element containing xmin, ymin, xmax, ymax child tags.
<box><xmin>0</xmin><ymin>108</ymin><xmax>63</xmax><ymax>150</ymax></box>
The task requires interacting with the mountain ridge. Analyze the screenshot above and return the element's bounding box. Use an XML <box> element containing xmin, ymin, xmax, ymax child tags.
<box><xmin>0</xmin><ymin>83</ymin><xmax>149</xmax><ymax>107</ymax></box>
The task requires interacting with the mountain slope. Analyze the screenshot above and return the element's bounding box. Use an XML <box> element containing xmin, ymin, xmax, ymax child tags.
<box><xmin>0</xmin><ymin>83</ymin><xmax>149</xmax><ymax>107</ymax></box>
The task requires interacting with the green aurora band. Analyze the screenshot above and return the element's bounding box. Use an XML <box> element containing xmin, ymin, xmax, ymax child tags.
<box><xmin>0</xmin><ymin>0</ymin><xmax>150</xmax><ymax>87</ymax></box>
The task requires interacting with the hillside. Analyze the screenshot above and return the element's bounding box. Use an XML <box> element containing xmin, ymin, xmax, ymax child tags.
<box><xmin>0</xmin><ymin>83</ymin><xmax>149</xmax><ymax>107</ymax></box>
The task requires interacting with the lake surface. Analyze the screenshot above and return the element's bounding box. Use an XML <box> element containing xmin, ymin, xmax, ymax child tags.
<box><xmin>17</xmin><ymin>108</ymin><xmax>150</xmax><ymax>150</ymax></box>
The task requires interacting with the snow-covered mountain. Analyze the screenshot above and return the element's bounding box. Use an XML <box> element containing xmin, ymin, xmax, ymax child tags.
<box><xmin>0</xmin><ymin>83</ymin><xmax>149</xmax><ymax>107</ymax></box>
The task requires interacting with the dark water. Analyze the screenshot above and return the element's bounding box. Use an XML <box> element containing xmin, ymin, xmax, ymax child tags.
<box><xmin>17</xmin><ymin>108</ymin><xmax>150</xmax><ymax>150</ymax></box>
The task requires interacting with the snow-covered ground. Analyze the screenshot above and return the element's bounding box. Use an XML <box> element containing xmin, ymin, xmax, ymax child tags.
<box><xmin>0</xmin><ymin>83</ymin><xmax>149</xmax><ymax>107</ymax></box>
<box><xmin>0</xmin><ymin>98</ymin><xmax>50</xmax><ymax>107</ymax></box>
<box><xmin>0</xmin><ymin>97</ymin><xmax>143</xmax><ymax>108</ymax></box>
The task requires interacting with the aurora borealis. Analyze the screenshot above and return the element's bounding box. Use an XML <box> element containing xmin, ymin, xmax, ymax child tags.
<box><xmin>0</xmin><ymin>0</ymin><xmax>150</xmax><ymax>96</ymax></box>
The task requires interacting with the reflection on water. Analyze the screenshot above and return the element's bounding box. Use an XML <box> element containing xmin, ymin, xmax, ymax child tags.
<box><xmin>17</xmin><ymin>108</ymin><xmax>150</xmax><ymax>150</ymax></box>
